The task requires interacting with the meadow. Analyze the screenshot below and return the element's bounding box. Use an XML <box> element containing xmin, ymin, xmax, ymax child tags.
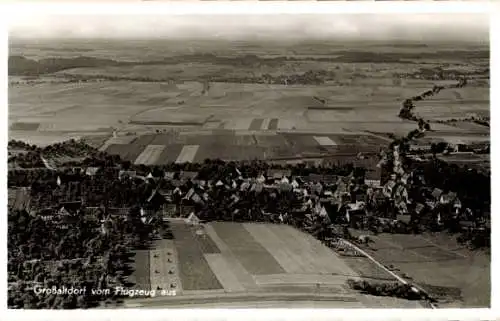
<box><xmin>348</xmin><ymin>229</ymin><xmax>490</xmax><ymax>308</ymax></box>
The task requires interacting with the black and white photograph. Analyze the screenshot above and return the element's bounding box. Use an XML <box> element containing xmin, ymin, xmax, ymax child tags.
<box><xmin>6</xmin><ymin>8</ymin><xmax>491</xmax><ymax>310</ymax></box>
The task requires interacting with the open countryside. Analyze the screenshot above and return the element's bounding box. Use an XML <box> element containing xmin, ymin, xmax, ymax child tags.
<box><xmin>8</xmin><ymin>13</ymin><xmax>490</xmax><ymax>309</ymax></box>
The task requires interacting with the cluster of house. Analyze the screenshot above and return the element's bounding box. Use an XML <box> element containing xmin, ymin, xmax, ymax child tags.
<box><xmin>9</xmin><ymin>158</ymin><xmax>487</xmax><ymax>233</ymax></box>
<box><xmin>133</xmin><ymin>167</ymin><xmax>385</xmax><ymax>227</ymax></box>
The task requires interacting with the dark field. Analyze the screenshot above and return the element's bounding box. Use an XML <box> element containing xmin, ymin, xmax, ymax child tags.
<box><xmin>211</xmin><ymin>222</ymin><xmax>286</xmax><ymax>275</ymax></box>
<box><xmin>130</xmin><ymin>250</ymin><xmax>151</xmax><ymax>290</ymax></box>
<box><xmin>170</xmin><ymin>222</ymin><xmax>223</xmax><ymax>291</ymax></box>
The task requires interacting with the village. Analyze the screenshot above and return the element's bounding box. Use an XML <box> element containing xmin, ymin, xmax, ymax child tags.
<box><xmin>7</xmin><ymin>136</ymin><xmax>490</xmax><ymax>308</ymax></box>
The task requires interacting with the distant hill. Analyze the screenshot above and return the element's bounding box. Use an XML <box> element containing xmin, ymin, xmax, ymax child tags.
<box><xmin>8</xmin><ymin>55</ymin><xmax>122</xmax><ymax>76</ymax></box>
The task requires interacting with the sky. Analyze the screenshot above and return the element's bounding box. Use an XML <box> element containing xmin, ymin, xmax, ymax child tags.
<box><xmin>9</xmin><ymin>14</ymin><xmax>489</xmax><ymax>42</ymax></box>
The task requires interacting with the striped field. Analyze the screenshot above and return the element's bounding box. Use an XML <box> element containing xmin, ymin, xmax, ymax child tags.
<box><xmin>175</xmin><ymin>145</ymin><xmax>200</xmax><ymax>164</ymax></box>
<box><xmin>134</xmin><ymin>145</ymin><xmax>166</xmax><ymax>165</ymax></box>
<box><xmin>127</xmin><ymin>222</ymin><xmax>425</xmax><ymax>308</ymax></box>
<box><xmin>313</xmin><ymin>136</ymin><xmax>337</xmax><ymax>146</ymax></box>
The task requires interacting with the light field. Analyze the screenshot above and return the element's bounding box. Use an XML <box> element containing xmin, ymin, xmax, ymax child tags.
<box><xmin>134</xmin><ymin>145</ymin><xmax>166</xmax><ymax>165</ymax></box>
<box><xmin>175</xmin><ymin>145</ymin><xmax>200</xmax><ymax>164</ymax></box>
<box><xmin>313</xmin><ymin>136</ymin><xmax>337</xmax><ymax>146</ymax></box>
<box><xmin>204</xmin><ymin>254</ymin><xmax>246</xmax><ymax>293</ymax></box>
<box><xmin>129</xmin><ymin>222</ymin><xmax>417</xmax><ymax>307</ymax></box>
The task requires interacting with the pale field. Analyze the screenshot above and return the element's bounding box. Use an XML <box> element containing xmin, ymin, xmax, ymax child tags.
<box><xmin>313</xmin><ymin>136</ymin><xmax>337</xmax><ymax>146</ymax></box>
<box><xmin>8</xmin><ymin>130</ymin><xmax>83</xmax><ymax>147</ymax></box>
<box><xmin>203</xmin><ymin>224</ymin><xmax>260</xmax><ymax>291</ymax></box>
<box><xmin>134</xmin><ymin>145</ymin><xmax>166</xmax><ymax>165</ymax></box>
<box><xmin>204</xmin><ymin>254</ymin><xmax>246</xmax><ymax>293</ymax></box>
<box><xmin>174</xmin><ymin>145</ymin><xmax>200</xmax><ymax>164</ymax></box>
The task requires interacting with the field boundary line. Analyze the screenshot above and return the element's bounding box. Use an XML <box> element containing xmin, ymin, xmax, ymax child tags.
<box><xmin>371</xmin><ymin>235</ymin><xmax>432</xmax><ymax>261</ymax></box>
<box><xmin>339</xmin><ymin>239</ymin><xmax>437</xmax><ymax>309</ymax></box>
<box><xmin>418</xmin><ymin>235</ymin><xmax>469</xmax><ymax>259</ymax></box>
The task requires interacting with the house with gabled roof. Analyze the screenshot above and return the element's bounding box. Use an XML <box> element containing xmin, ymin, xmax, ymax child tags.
<box><xmin>180</xmin><ymin>171</ymin><xmax>198</xmax><ymax>181</ymax></box>
<box><xmin>57</xmin><ymin>206</ymin><xmax>72</xmax><ymax>217</ymax></box>
<box><xmin>185</xmin><ymin>213</ymin><xmax>201</xmax><ymax>225</ymax></box>
<box><xmin>164</xmin><ymin>171</ymin><xmax>176</xmax><ymax>180</ymax></box>
<box><xmin>85</xmin><ymin>167</ymin><xmax>100</xmax><ymax>177</ymax></box>
<box><xmin>119</xmin><ymin>170</ymin><xmax>137</xmax><ymax>180</ymax></box>
<box><xmin>267</xmin><ymin>169</ymin><xmax>292</xmax><ymax>181</ymax></box>
<box><xmin>108</xmin><ymin>207</ymin><xmax>130</xmax><ymax>217</ymax></box>
<box><xmin>57</xmin><ymin>201</ymin><xmax>82</xmax><ymax>215</ymax></box>
<box><xmin>439</xmin><ymin>191</ymin><xmax>457</xmax><ymax>205</ymax></box>
<box><xmin>432</xmin><ymin>188</ymin><xmax>444</xmax><ymax>200</ymax></box>
<box><xmin>383</xmin><ymin>180</ymin><xmax>397</xmax><ymax>198</ymax></box>
<box><xmin>414</xmin><ymin>202</ymin><xmax>425</xmax><ymax>215</ymax></box>
<box><xmin>146</xmin><ymin>189</ymin><xmax>168</xmax><ymax>210</ymax></box>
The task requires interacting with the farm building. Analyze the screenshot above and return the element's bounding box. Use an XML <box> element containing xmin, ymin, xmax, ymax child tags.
<box><xmin>414</xmin><ymin>202</ymin><xmax>426</xmax><ymax>215</ymax></box>
<box><xmin>439</xmin><ymin>192</ymin><xmax>458</xmax><ymax>205</ymax></box>
<box><xmin>83</xmin><ymin>207</ymin><xmax>103</xmax><ymax>221</ymax></box>
<box><xmin>158</xmin><ymin>189</ymin><xmax>173</xmax><ymax>201</ymax></box>
<box><xmin>57</xmin><ymin>201</ymin><xmax>82</xmax><ymax>215</ymax></box>
<box><xmin>382</xmin><ymin>180</ymin><xmax>397</xmax><ymax>199</ymax></box>
<box><xmin>409</xmin><ymin>143</ymin><xmax>432</xmax><ymax>153</ymax></box>
<box><xmin>178</xmin><ymin>204</ymin><xmax>195</xmax><ymax>217</ymax></box>
<box><xmin>85</xmin><ymin>167</ymin><xmax>100</xmax><ymax>177</ymax></box>
<box><xmin>164</xmin><ymin>172</ymin><xmax>176</xmax><ymax>180</ymax></box>
<box><xmin>266</xmin><ymin>169</ymin><xmax>292</xmax><ymax>180</ymax></box>
<box><xmin>185</xmin><ymin>213</ymin><xmax>201</xmax><ymax>225</ymax></box>
<box><xmin>108</xmin><ymin>207</ymin><xmax>130</xmax><ymax>217</ymax></box>
<box><xmin>432</xmin><ymin>188</ymin><xmax>444</xmax><ymax>200</ymax></box>
<box><xmin>396</xmin><ymin>214</ymin><xmax>412</xmax><ymax>225</ymax></box>
<box><xmin>146</xmin><ymin>189</ymin><xmax>168</xmax><ymax>210</ymax></box>
<box><xmin>119</xmin><ymin>170</ymin><xmax>137</xmax><ymax>180</ymax></box>
<box><xmin>160</xmin><ymin>204</ymin><xmax>178</xmax><ymax>219</ymax></box>
<box><xmin>183</xmin><ymin>188</ymin><xmax>204</xmax><ymax>204</ymax></box>
<box><xmin>364</xmin><ymin>168</ymin><xmax>381</xmax><ymax>188</ymax></box>
<box><xmin>180</xmin><ymin>171</ymin><xmax>198</xmax><ymax>181</ymax></box>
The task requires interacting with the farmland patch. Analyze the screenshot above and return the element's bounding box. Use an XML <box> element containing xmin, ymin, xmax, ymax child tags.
<box><xmin>249</xmin><ymin>118</ymin><xmax>264</xmax><ymax>131</ymax></box>
<box><xmin>150</xmin><ymin>240</ymin><xmax>182</xmax><ymax>292</ymax></box>
<box><xmin>268</xmin><ymin>118</ymin><xmax>279</xmax><ymax>130</ymax></box>
<box><xmin>133</xmin><ymin>134</ymin><xmax>157</xmax><ymax>147</ymax></box>
<box><xmin>175</xmin><ymin>145</ymin><xmax>200</xmax><ymax>164</ymax></box>
<box><xmin>204</xmin><ymin>254</ymin><xmax>245</xmax><ymax>293</ymax></box>
<box><xmin>155</xmin><ymin>144</ymin><xmax>184</xmax><ymax>164</ymax></box>
<box><xmin>313</xmin><ymin>136</ymin><xmax>337</xmax><ymax>146</ymax></box>
<box><xmin>360</xmin><ymin>231</ymin><xmax>490</xmax><ymax>307</ymax></box>
<box><xmin>260</xmin><ymin>119</ymin><xmax>271</xmax><ymax>130</ymax></box>
<box><xmin>105</xmin><ymin>144</ymin><xmax>145</xmax><ymax>162</ymax></box>
<box><xmin>129</xmin><ymin>250</ymin><xmax>151</xmax><ymax>290</ymax></box>
<box><xmin>340</xmin><ymin>256</ymin><xmax>397</xmax><ymax>282</ymax></box>
<box><xmin>204</xmin><ymin>224</ymin><xmax>258</xmax><ymax>290</ymax></box>
<box><xmin>149</xmin><ymin>133</ymin><xmax>179</xmax><ymax>145</ymax></box>
<box><xmin>211</xmin><ymin>222</ymin><xmax>285</xmax><ymax>275</ymax></box>
<box><xmin>171</xmin><ymin>222</ymin><xmax>223</xmax><ymax>291</ymax></box>
<box><xmin>10</xmin><ymin>122</ymin><xmax>40</xmax><ymax>131</ymax></box>
<box><xmin>134</xmin><ymin>145</ymin><xmax>166</xmax><ymax>165</ymax></box>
